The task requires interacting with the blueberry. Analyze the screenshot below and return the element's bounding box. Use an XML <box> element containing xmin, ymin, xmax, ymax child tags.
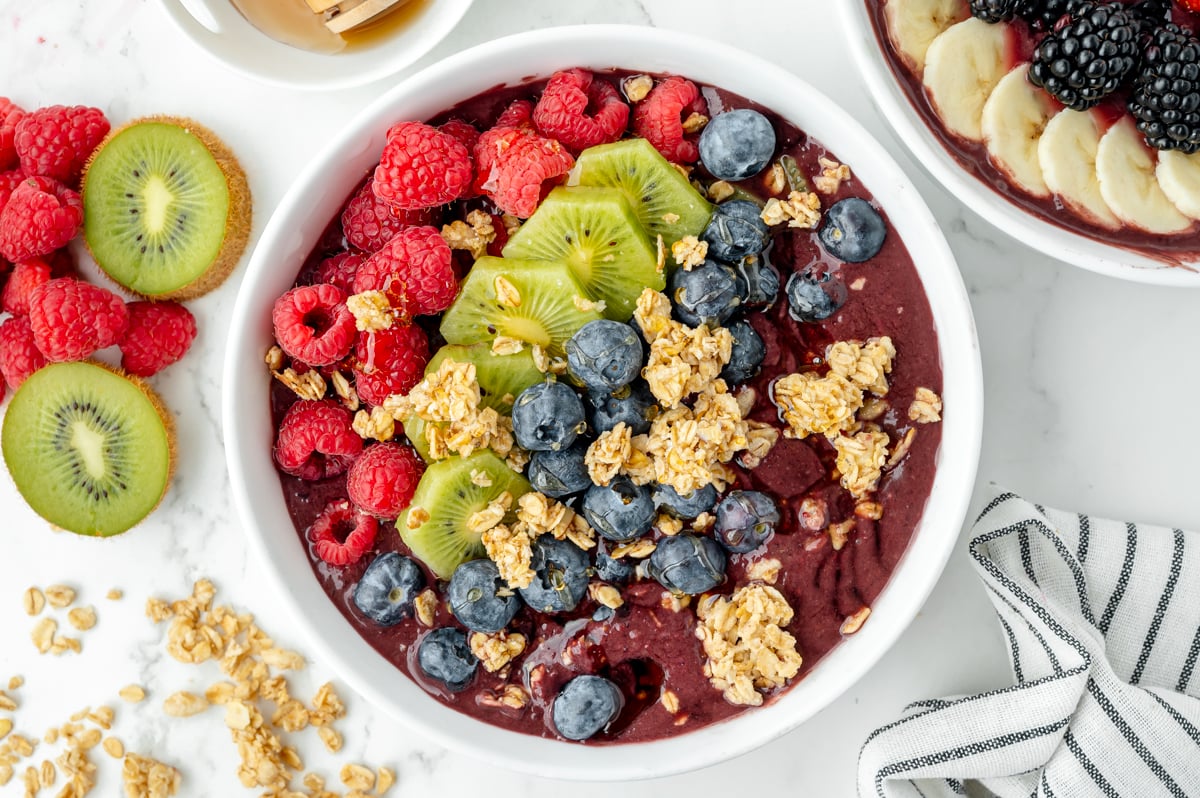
<box><xmin>447</xmin><ymin>559</ymin><xmax>521</xmax><ymax>633</ymax></box>
<box><xmin>528</xmin><ymin>443</ymin><xmax>592</xmax><ymax>498</ymax></box>
<box><xmin>819</xmin><ymin>198</ymin><xmax>887</xmax><ymax>263</ymax></box>
<box><xmin>714</xmin><ymin>490</ymin><xmax>780</xmax><ymax>553</ymax></box>
<box><xmin>785</xmin><ymin>266</ymin><xmax>846</xmax><ymax>323</ymax></box>
<box><xmin>649</xmin><ymin>534</ymin><xmax>727</xmax><ymax>595</ymax></box>
<box><xmin>512</xmin><ymin>380</ymin><xmax>587</xmax><ymax>452</ymax></box>
<box><xmin>735</xmin><ymin>253</ymin><xmax>780</xmax><ymax>309</ymax></box>
<box><xmin>720</xmin><ymin>320</ymin><xmax>766</xmax><ymax>385</ymax></box>
<box><xmin>702</xmin><ymin>200</ymin><xmax>771</xmax><ymax>262</ymax></box>
<box><xmin>652</xmin><ymin>482</ymin><xmax>718</xmax><ymax>520</ymax></box>
<box><xmin>566</xmin><ymin>320</ymin><xmax>643</xmax><ymax>393</ymax></box>
<box><xmin>352</xmin><ymin>552</ymin><xmax>425</xmax><ymax>627</ymax></box>
<box><xmin>698</xmin><ymin>109</ymin><xmax>776</xmax><ymax>182</ymax></box>
<box><xmin>592</xmin><ymin>605</ymin><xmax>616</xmax><ymax>622</ymax></box>
<box><xmin>519</xmin><ymin>537</ymin><xmax>590</xmax><ymax>613</ymax></box>
<box><xmin>552</xmin><ymin>675</ymin><xmax>624</xmax><ymax>741</ymax></box>
<box><xmin>588</xmin><ymin>380</ymin><xmax>657</xmax><ymax>436</ymax></box>
<box><xmin>668</xmin><ymin>259</ymin><xmax>746</xmax><ymax>328</ymax></box>
<box><xmin>582</xmin><ymin>476</ymin><xmax>656</xmax><ymax>542</ymax></box>
<box><xmin>593</xmin><ymin>541</ymin><xmax>633</xmax><ymax>584</ymax></box>
<box><xmin>417</xmin><ymin>627</ymin><xmax>478</xmax><ymax>692</ymax></box>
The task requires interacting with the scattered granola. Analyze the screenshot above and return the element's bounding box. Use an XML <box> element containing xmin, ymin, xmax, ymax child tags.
<box><xmin>273</xmin><ymin>367</ymin><xmax>326</xmax><ymax>402</ymax></box>
<box><xmin>813</xmin><ymin>156</ymin><xmax>852</xmax><ymax>195</ymax></box>
<box><xmin>834</xmin><ymin>430</ymin><xmax>890</xmax><ymax>498</ymax></box>
<box><xmin>441</xmin><ymin>209</ymin><xmax>496</xmax><ymax>261</ymax></box>
<box><xmin>482</xmin><ymin>523</ymin><xmax>535</xmax><ymax>590</ymax></box>
<box><xmin>886</xmin><ymin>427</ymin><xmax>916</xmax><ymax>469</ymax></box>
<box><xmin>493</xmin><ymin>274</ymin><xmax>521</xmax><ymax>308</ymax></box>
<box><xmin>572</xmin><ymin>295</ymin><xmax>607</xmax><ymax>314</ymax></box>
<box><xmin>825</xmin><ymin>337</ymin><xmax>895</xmax><ymax>396</ymax></box>
<box><xmin>588</xmin><ymin>582</ymin><xmax>624</xmax><ymax>610</ymax></box>
<box><xmin>671</xmin><ymin>235</ymin><xmax>708</xmax><ymax>270</ymax></box>
<box><xmin>840</xmin><ymin>606</ymin><xmax>872</xmax><ymax>635</ymax></box>
<box><xmin>773</xmin><ymin>371</ymin><xmax>863</xmax><ymax>439</ymax></box>
<box><xmin>22</xmin><ymin>588</ymin><xmax>44</xmax><ymax>617</ymax></box>
<box><xmin>345</xmin><ymin>290</ymin><xmax>394</xmax><ymax>332</ymax></box>
<box><xmin>330</xmin><ymin>370</ymin><xmax>360</xmax><ymax>412</ymax></box>
<box><xmin>611</xmin><ymin>539</ymin><xmax>657</xmax><ymax>560</ymax></box>
<box><xmin>106</xmin><ymin>589</ymin><xmax>123</xmax><ymax>601</ymax></box>
<box><xmin>122</xmin><ymin>753</ymin><xmax>181</xmax><ymax>798</ymax></box>
<box><xmin>413</xmin><ymin>589</ymin><xmax>438</xmax><ymax>627</ymax></box>
<box><xmin>763</xmin><ymin>162</ymin><xmax>786</xmax><ymax>195</ymax></box>
<box><xmin>469</xmin><ymin>631</ymin><xmax>528</xmax><ymax>673</ymax></box>
<box><xmin>707</xmin><ymin>180</ymin><xmax>735</xmax><ymax>203</ymax></box>
<box><xmin>44</xmin><ymin>585</ymin><xmax>75</xmax><ymax>609</ymax></box>
<box><xmin>760</xmin><ymin>190</ymin><xmax>821</xmax><ymax>229</ymax></box>
<box><xmin>909</xmin><ymin>387</ymin><xmax>942</xmax><ymax>423</ymax></box>
<box><xmin>680</xmin><ymin>112</ymin><xmax>709</xmax><ymax>135</ymax></box>
<box><xmin>660</xmin><ymin>689</ymin><xmax>681</xmax><ymax>715</ymax></box>
<box><xmin>633</xmin><ymin>288</ymin><xmax>733</xmax><ymax>408</ymax></box>
<box><xmin>828</xmin><ymin>519</ymin><xmax>855</xmax><ymax>551</ymax></box>
<box><xmin>744</xmin><ymin>557</ymin><xmax>782</xmax><ymax>585</ymax></box>
<box><xmin>67</xmin><ymin>606</ymin><xmax>97</xmax><ymax>632</ymax></box>
<box><xmin>352</xmin><ymin>405</ymin><xmax>395</xmax><ymax>442</ymax></box>
<box><xmin>585</xmin><ymin>422</ymin><xmax>636</xmax><ymax>486</ymax></box>
<box><xmin>491</xmin><ymin>335</ymin><xmax>525</xmax><ymax>356</ymax></box>
<box><xmin>479</xmin><ymin>684</ymin><xmax>530</xmax><ymax>710</ymax></box>
<box><xmin>119</xmin><ymin>685</ymin><xmax>146</xmax><ymax>704</ymax></box>
<box><xmin>621</xmin><ymin>73</ymin><xmax>653</xmax><ymax>103</ymax></box>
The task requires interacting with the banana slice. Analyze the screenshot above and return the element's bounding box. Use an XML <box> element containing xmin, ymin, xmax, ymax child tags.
<box><xmin>1096</xmin><ymin>117</ymin><xmax>1193</xmax><ymax>234</ymax></box>
<box><xmin>1038</xmin><ymin>109</ymin><xmax>1121</xmax><ymax>230</ymax></box>
<box><xmin>923</xmin><ymin>18</ymin><xmax>1014</xmax><ymax>143</ymax></box>
<box><xmin>1156</xmin><ymin>149</ymin><xmax>1200</xmax><ymax>220</ymax></box>
<box><xmin>884</xmin><ymin>0</ymin><xmax>969</xmax><ymax>74</ymax></box>
<box><xmin>981</xmin><ymin>64</ymin><xmax>1057</xmax><ymax>199</ymax></box>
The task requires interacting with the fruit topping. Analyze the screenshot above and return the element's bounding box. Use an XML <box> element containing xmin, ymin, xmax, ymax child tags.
<box><xmin>734</xmin><ymin>253</ymin><xmax>781</xmax><ymax>309</ymax></box>
<box><xmin>353</xmin><ymin>552</ymin><xmax>425</xmax><ymax>626</ymax></box>
<box><xmin>587</xmin><ymin>379</ymin><xmax>657</xmax><ymax>435</ymax></box>
<box><xmin>346</xmin><ymin>441</ymin><xmax>423</xmax><ymax>519</ymax></box>
<box><xmin>353</xmin><ymin>323</ymin><xmax>429</xmax><ymax>407</ymax></box>
<box><xmin>533</xmin><ymin>68</ymin><xmax>630</xmax><ymax>152</ymax></box>
<box><xmin>14</xmin><ymin>104</ymin><xmax>109</xmax><ymax>185</ymax></box>
<box><xmin>2</xmin><ymin>257</ymin><xmax>53</xmax><ymax>316</ymax></box>
<box><xmin>698</xmin><ymin>109</ymin><xmax>777</xmax><ymax>182</ymax></box>
<box><xmin>714</xmin><ymin>490</ymin><xmax>780</xmax><ymax>553</ymax></box>
<box><xmin>969</xmin><ymin>0</ymin><xmax>1025</xmax><ymax>22</ymax></box>
<box><xmin>552</xmin><ymin>675</ymin><xmax>623</xmax><ymax>741</ymax></box>
<box><xmin>565</xmin><ymin>319</ymin><xmax>642</xmax><ymax>392</ymax></box>
<box><xmin>981</xmin><ymin>64</ymin><xmax>1059</xmax><ymax>199</ymax></box>
<box><xmin>1</xmin><ymin>361</ymin><xmax>173</xmax><ymax>537</ymax></box>
<box><xmin>632</xmin><ymin>76</ymin><xmax>706</xmax><ymax>164</ymax></box>
<box><xmin>720</xmin><ymin>319</ymin><xmax>766</xmax><ymax>385</ymax></box>
<box><xmin>922</xmin><ymin>17</ymin><xmax>1015</xmax><ymax>142</ymax></box>
<box><xmin>1028</xmin><ymin>2</ymin><xmax>1141</xmax><ymax>111</ymax></box>
<box><xmin>119</xmin><ymin>300</ymin><xmax>197</xmax><ymax>377</ymax></box>
<box><xmin>527</xmin><ymin>443</ymin><xmax>592</xmax><ymax>498</ymax></box>
<box><xmin>308</xmin><ymin>499</ymin><xmax>378</xmax><ymax>566</ymax></box>
<box><xmin>885</xmin><ymin>0</ymin><xmax>971</xmax><ymax>73</ymax></box>
<box><xmin>424</xmin><ymin>342</ymin><xmax>543</xmax><ymax>410</ymax></box>
<box><xmin>0</xmin><ymin>316</ymin><xmax>47</xmax><ymax>390</ymax></box>
<box><xmin>666</xmin><ymin>258</ymin><xmax>746</xmax><ymax>327</ymax></box>
<box><xmin>702</xmin><ymin>199</ymin><xmax>772</xmax><ymax>262</ymax></box>
<box><xmin>648</xmin><ymin>533</ymin><xmax>726</xmax><ymax>595</ymax></box>
<box><xmin>473</xmin><ymin>125</ymin><xmax>575</xmax><ymax>218</ymax></box>
<box><xmin>0</xmin><ymin>98</ymin><xmax>26</xmax><ymax>171</ymax></box>
<box><xmin>313</xmin><ymin>250</ymin><xmax>364</xmax><ymax>294</ymax></box>
<box><xmin>1096</xmin><ymin>116</ymin><xmax>1192</xmax><ymax>232</ymax></box>
<box><xmin>418</xmin><ymin>627</ymin><xmax>478</xmax><ymax>692</ymax></box>
<box><xmin>272</xmin><ymin>283</ymin><xmax>356</xmax><ymax>367</ymax></box>
<box><xmin>273</xmin><ymin>399</ymin><xmax>362</xmax><ymax>480</ymax></box>
<box><xmin>28</xmin><ymin>277</ymin><xmax>129</xmax><ymax>362</ymax></box>
<box><xmin>652</xmin><ymin>482</ymin><xmax>718</xmax><ymax>519</ymax></box>
<box><xmin>511</xmin><ymin>380</ymin><xmax>587</xmax><ymax>452</ymax></box>
<box><xmin>819</xmin><ymin>198</ymin><xmax>888</xmax><ymax>263</ymax></box>
<box><xmin>373</xmin><ymin>121</ymin><xmax>473</xmax><ymax>210</ymax></box>
<box><xmin>447</xmin><ymin>559</ymin><xmax>522</xmax><ymax>633</ymax></box>
<box><xmin>341</xmin><ymin>177</ymin><xmax>436</xmax><ymax>253</ymax></box>
<box><xmin>1038</xmin><ymin>108</ymin><xmax>1123</xmax><ymax>228</ymax></box>
<box><xmin>0</xmin><ymin>176</ymin><xmax>83</xmax><ymax>262</ymax></box>
<box><xmin>82</xmin><ymin>117</ymin><xmax>250</xmax><ymax>299</ymax></box>
<box><xmin>582</xmin><ymin>476</ymin><xmax>655</xmax><ymax>542</ymax></box>
<box><xmin>1129</xmin><ymin>23</ymin><xmax>1200</xmax><ymax>154</ymax></box>
<box><xmin>517</xmin><ymin>536</ymin><xmax>590</xmax><ymax>613</ymax></box>
<box><xmin>352</xmin><ymin>224</ymin><xmax>457</xmax><ymax>318</ymax></box>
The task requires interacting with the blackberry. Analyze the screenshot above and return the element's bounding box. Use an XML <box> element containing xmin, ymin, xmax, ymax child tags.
<box><xmin>1028</xmin><ymin>2</ymin><xmax>1141</xmax><ymax>111</ymax></box>
<box><xmin>1018</xmin><ymin>0</ymin><xmax>1077</xmax><ymax>30</ymax></box>
<box><xmin>1128</xmin><ymin>25</ymin><xmax>1200</xmax><ymax>154</ymax></box>
<box><xmin>969</xmin><ymin>0</ymin><xmax>1025</xmax><ymax>23</ymax></box>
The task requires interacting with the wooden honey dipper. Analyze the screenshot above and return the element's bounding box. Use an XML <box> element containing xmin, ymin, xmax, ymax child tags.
<box><xmin>303</xmin><ymin>0</ymin><xmax>409</xmax><ymax>34</ymax></box>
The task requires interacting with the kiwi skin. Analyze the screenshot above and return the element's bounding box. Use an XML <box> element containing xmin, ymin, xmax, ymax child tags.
<box><xmin>2</xmin><ymin>360</ymin><xmax>177</xmax><ymax>536</ymax></box>
<box><xmin>81</xmin><ymin>115</ymin><xmax>252</xmax><ymax>301</ymax></box>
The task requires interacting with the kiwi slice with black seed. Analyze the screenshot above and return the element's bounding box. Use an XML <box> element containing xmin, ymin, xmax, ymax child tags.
<box><xmin>2</xmin><ymin>361</ymin><xmax>174</xmax><ymax>537</ymax></box>
<box><xmin>502</xmin><ymin>186</ymin><xmax>662</xmax><ymax>322</ymax></box>
<box><xmin>82</xmin><ymin>116</ymin><xmax>251</xmax><ymax>299</ymax></box>
<box><xmin>569</xmin><ymin>138</ymin><xmax>713</xmax><ymax>250</ymax></box>
<box><xmin>439</xmin><ymin>256</ymin><xmax>603</xmax><ymax>358</ymax></box>
<box><xmin>397</xmin><ymin>450</ymin><xmax>531</xmax><ymax>579</ymax></box>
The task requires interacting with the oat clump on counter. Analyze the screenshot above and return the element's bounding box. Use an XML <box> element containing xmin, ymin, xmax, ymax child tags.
<box><xmin>695</xmin><ymin>584</ymin><xmax>803</xmax><ymax>707</ymax></box>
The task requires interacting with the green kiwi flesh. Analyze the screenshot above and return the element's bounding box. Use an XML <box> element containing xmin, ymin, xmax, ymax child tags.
<box><xmin>1</xmin><ymin>362</ymin><xmax>173</xmax><ymax>536</ymax></box>
<box><xmin>569</xmin><ymin>138</ymin><xmax>713</xmax><ymax>250</ymax></box>
<box><xmin>439</xmin><ymin>256</ymin><xmax>602</xmax><ymax>358</ymax></box>
<box><xmin>397</xmin><ymin>450</ymin><xmax>531</xmax><ymax>579</ymax></box>
<box><xmin>502</xmin><ymin>186</ymin><xmax>662</xmax><ymax>322</ymax></box>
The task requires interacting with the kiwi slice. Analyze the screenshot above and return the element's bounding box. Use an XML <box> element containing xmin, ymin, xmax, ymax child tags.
<box><xmin>569</xmin><ymin>138</ymin><xmax>713</xmax><ymax>250</ymax></box>
<box><xmin>403</xmin><ymin>343</ymin><xmax>544</xmax><ymax>461</ymax></box>
<box><xmin>397</xmin><ymin>450</ymin><xmax>531</xmax><ymax>579</ymax></box>
<box><xmin>1</xmin><ymin>361</ymin><xmax>174</xmax><ymax>537</ymax></box>
<box><xmin>439</xmin><ymin>256</ymin><xmax>602</xmax><ymax>358</ymax></box>
<box><xmin>502</xmin><ymin>187</ymin><xmax>663</xmax><ymax>322</ymax></box>
<box><xmin>82</xmin><ymin>116</ymin><xmax>251</xmax><ymax>300</ymax></box>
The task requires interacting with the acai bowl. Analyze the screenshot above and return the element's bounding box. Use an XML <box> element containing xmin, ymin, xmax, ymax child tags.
<box><xmin>223</xmin><ymin>25</ymin><xmax>983</xmax><ymax>780</ymax></box>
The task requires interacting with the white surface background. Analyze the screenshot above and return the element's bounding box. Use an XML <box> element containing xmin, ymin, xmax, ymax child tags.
<box><xmin>0</xmin><ymin>0</ymin><xmax>1196</xmax><ymax>795</ymax></box>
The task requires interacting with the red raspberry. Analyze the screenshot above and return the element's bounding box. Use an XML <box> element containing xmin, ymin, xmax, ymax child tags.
<box><xmin>633</xmin><ymin>76</ymin><xmax>707</xmax><ymax>164</ymax></box>
<box><xmin>0</xmin><ymin>176</ymin><xmax>83</xmax><ymax>263</ymax></box>
<box><xmin>14</xmin><ymin>105</ymin><xmax>109</xmax><ymax>185</ymax></box>
<box><xmin>439</xmin><ymin>119</ymin><xmax>481</xmax><ymax>155</ymax></box>
<box><xmin>119</xmin><ymin>301</ymin><xmax>197</xmax><ymax>377</ymax></box>
<box><xmin>496</xmin><ymin>100</ymin><xmax>534</xmax><ymax>129</ymax></box>
<box><xmin>308</xmin><ymin>499</ymin><xmax>378</xmax><ymax>566</ymax></box>
<box><xmin>352</xmin><ymin>225</ymin><xmax>456</xmax><ymax>317</ymax></box>
<box><xmin>0</xmin><ymin>169</ymin><xmax>24</xmax><ymax>212</ymax></box>
<box><xmin>473</xmin><ymin>126</ymin><xmax>576</xmax><ymax>218</ymax></box>
<box><xmin>314</xmin><ymin>251</ymin><xmax>364</xmax><ymax>294</ymax></box>
<box><xmin>346</xmin><ymin>441</ymin><xmax>424</xmax><ymax>518</ymax></box>
<box><xmin>372</xmin><ymin>121</ymin><xmax>473</xmax><ymax>210</ymax></box>
<box><xmin>28</xmin><ymin>278</ymin><xmax>128</xmax><ymax>362</ymax></box>
<box><xmin>0</xmin><ymin>315</ymin><xmax>48</xmax><ymax>389</ymax></box>
<box><xmin>2</xmin><ymin>258</ymin><xmax>52</xmax><ymax>316</ymax></box>
<box><xmin>274</xmin><ymin>399</ymin><xmax>363</xmax><ymax>480</ymax></box>
<box><xmin>534</xmin><ymin>69</ymin><xmax>630</xmax><ymax>151</ymax></box>
<box><xmin>341</xmin><ymin>177</ymin><xmax>435</xmax><ymax>253</ymax></box>
<box><xmin>0</xmin><ymin>99</ymin><xmax>25</xmax><ymax>172</ymax></box>
<box><xmin>353</xmin><ymin>323</ymin><xmax>429</xmax><ymax>406</ymax></box>
<box><xmin>272</xmin><ymin>283</ymin><xmax>356</xmax><ymax>367</ymax></box>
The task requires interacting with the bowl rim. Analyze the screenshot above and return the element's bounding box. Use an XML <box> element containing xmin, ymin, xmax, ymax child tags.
<box><xmin>223</xmin><ymin>23</ymin><xmax>984</xmax><ymax>781</ymax></box>
<box><xmin>153</xmin><ymin>0</ymin><xmax>476</xmax><ymax>91</ymax></box>
<box><xmin>838</xmin><ymin>0</ymin><xmax>1200</xmax><ymax>286</ymax></box>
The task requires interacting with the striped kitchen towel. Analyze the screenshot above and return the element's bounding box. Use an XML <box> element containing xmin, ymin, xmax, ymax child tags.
<box><xmin>857</xmin><ymin>488</ymin><xmax>1200</xmax><ymax>798</ymax></box>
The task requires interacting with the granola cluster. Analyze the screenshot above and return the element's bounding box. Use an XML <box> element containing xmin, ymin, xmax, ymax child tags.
<box><xmin>760</xmin><ymin>190</ymin><xmax>821</xmax><ymax>229</ymax></box>
<box><xmin>23</xmin><ymin>584</ymin><xmax>95</xmax><ymax>657</ymax></box>
<box><xmin>468</xmin><ymin>631</ymin><xmax>528</xmax><ymax>674</ymax></box>
<box><xmin>632</xmin><ymin>288</ymin><xmax>733</xmax><ymax>408</ymax></box>
<box><xmin>478</xmin><ymin>491</ymin><xmax>597</xmax><ymax>589</ymax></box>
<box><xmin>440</xmin><ymin>209</ymin><xmax>496</xmax><ymax>261</ymax></box>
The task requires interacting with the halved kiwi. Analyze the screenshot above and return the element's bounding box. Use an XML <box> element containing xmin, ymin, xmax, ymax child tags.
<box><xmin>439</xmin><ymin>256</ymin><xmax>603</xmax><ymax>358</ymax></box>
<box><xmin>2</xmin><ymin>361</ymin><xmax>175</xmax><ymax>536</ymax></box>
<box><xmin>397</xmin><ymin>450</ymin><xmax>531</xmax><ymax>579</ymax></box>
<box><xmin>569</xmin><ymin>138</ymin><xmax>713</xmax><ymax>249</ymax></box>
<box><xmin>81</xmin><ymin>116</ymin><xmax>251</xmax><ymax>300</ymax></box>
<box><xmin>502</xmin><ymin>187</ymin><xmax>663</xmax><ymax>322</ymax></box>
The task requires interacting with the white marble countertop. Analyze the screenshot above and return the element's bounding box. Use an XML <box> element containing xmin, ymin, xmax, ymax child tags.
<box><xmin>2</xmin><ymin>0</ymin><xmax>1199</xmax><ymax>795</ymax></box>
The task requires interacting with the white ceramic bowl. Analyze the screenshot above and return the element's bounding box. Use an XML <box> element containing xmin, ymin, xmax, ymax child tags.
<box><xmin>224</xmin><ymin>24</ymin><xmax>984</xmax><ymax>780</ymax></box>
<box><xmin>840</xmin><ymin>2</ymin><xmax>1200</xmax><ymax>286</ymax></box>
<box><xmin>155</xmin><ymin>0</ymin><xmax>474</xmax><ymax>91</ymax></box>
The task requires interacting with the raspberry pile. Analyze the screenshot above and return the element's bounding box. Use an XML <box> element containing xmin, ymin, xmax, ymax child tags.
<box><xmin>0</xmin><ymin>98</ymin><xmax>202</xmax><ymax>400</ymax></box>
